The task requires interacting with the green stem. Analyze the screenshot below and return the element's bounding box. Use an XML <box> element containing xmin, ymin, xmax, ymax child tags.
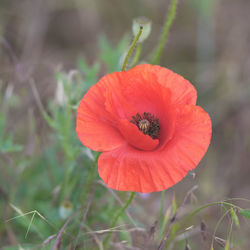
<box><xmin>103</xmin><ymin>192</ymin><xmax>135</xmax><ymax>246</ymax></box>
<box><xmin>210</xmin><ymin>209</ymin><xmax>231</xmax><ymax>249</ymax></box>
<box><xmin>151</xmin><ymin>0</ymin><xmax>178</xmax><ymax>65</ymax></box>
<box><xmin>81</xmin><ymin>153</ymin><xmax>100</xmax><ymax>204</ymax></box>
<box><xmin>63</xmin><ymin>161</ymin><xmax>72</xmax><ymax>199</ymax></box>
<box><xmin>164</xmin><ymin>201</ymin><xmax>239</xmax><ymax>247</ymax></box>
<box><xmin>130</xmin><ymin>44</ymin><xmax>142</xmax><ymax>67</ymax></box>
<box><xmin>122</xmin><ymin>27</ymin><xmax>143</xmax><ymax>71</ymax></box>
<box><xmin>180</xmin><ymin>201</ymin><xmax>240</xmax><ymax>228</ymax></box>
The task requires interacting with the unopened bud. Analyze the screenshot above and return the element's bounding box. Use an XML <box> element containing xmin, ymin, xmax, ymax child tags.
<box><xmin>214</xmin><ymin>236</ymin><xmax>226</xmax><ymax>248</ymax></box>
<box><xmin>132</xmin><ymin>17</ymin><xmax>152</xmax><ymax>43</ymax></box>
<box><xmin>55</xmin><ymin>79</ymin><xmax>67</xmax><ymax>106</ymax></box>
<box><xmin>59</xmin><ymin>200</ymin><xmax>73</xmax><ymax>219</ymax></box>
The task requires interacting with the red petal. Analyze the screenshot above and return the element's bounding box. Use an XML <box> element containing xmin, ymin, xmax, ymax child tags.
<box><xmin>98</xmin><ymin>105</ymin><xmax>211</xmax><ymax>193</ymax></box>
<box><xmin>128</xmin><ymin>64</ymin><xmax>197</xmax><ymax>105</ymax></box>
<box><xmin>76</xmin><ymin>72</ymin><xmax>125</xmax><ymax>151</ymax></box>
<box><xmin>120</xmin><ymin>67</ymin><xmax>171</xmax><ymax>116</ymax></box>
<box><xmin>98</xmin><ymin>145</ymin><xmax>180</xmax><ymax>192</ymax></box>
<box><xmin>105</xmin><ymin>69</ymin><xmax>175</xmax><ymax>148</ymax></box>
<box><xmin>169</xmin><ymin>105</ymin><xmax>212</xmax><ymax>167</ymax></box>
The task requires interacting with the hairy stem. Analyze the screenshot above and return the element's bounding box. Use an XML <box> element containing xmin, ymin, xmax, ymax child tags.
<box><xmin>130</xmin><ymin>44</ymin><xmax>142</xmax><ymax>67</ymax></box>
<box><xmin>122</xmin><ymin>27</ymin><xmax>143</xmax><ymax>71</ymax></box>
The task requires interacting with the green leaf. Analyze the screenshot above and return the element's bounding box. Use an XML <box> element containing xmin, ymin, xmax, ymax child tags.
<box><xmin>77</xmin><ymin>56</ymin><xmax>100</xmax><ymax>88</ymax></box>
<box><xmin>99</xmin><ymin>34</ymin><xmax>129</xmax><ymax>73</ymax></box>
<box><xmin>239</xmin><ymin>209</ymin><xmax>250</xmax><ymax>218</ymax></box>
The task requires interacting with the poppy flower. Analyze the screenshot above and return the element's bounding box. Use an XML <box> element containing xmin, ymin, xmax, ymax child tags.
<box><xmin>76</xmin><ymin>64</ymin><xmax>212</xmax><ymax>193</ymax></box>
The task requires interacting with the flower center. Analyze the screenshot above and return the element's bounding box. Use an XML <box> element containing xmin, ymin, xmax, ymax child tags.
<box><xmin>131</xmin><ymin>112</ymin><xmax>160</xmax><ymax>139</ymax></box>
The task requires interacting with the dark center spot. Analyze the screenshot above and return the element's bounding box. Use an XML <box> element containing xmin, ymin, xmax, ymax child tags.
<box><xmin>131</xmin><ymin>112</ymin><xmax>160</xmax><ymax>139</ymax></box>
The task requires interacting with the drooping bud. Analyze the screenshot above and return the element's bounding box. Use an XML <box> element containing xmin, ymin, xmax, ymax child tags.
<box><xmin>132</xmin><ymin>17</ymin><xmax>152</xmax><ymax>43</ymax></box>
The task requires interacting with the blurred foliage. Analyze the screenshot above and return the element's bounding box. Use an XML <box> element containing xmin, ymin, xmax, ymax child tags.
<box><xmin>0</xmin><ymin>30</ymin><xmax>249</xmax><ymax>250</ymax></box>
<box><xmin>0</xmin><ymin>0</ymin><xmax>250</xmax><ymax>249</ymax></box>
<box><xmin>0</xmin><ymin>84</ymin><xmax>22</xmax><ymax>154</ymax></box>
<box><xmin>99</xmin><ymin>34</ymin><xmax>129</xmax><ymax>73</ymax></box>
<box><xmin>0</xmin><ymin>36</ymin><xmax>136</xmax><ymax>249</ymax></box>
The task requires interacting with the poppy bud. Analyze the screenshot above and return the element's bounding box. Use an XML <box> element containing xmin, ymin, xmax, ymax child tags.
<box><xmin>132</xmin><ymin>17</ymin><xmax>152</xmax><ymax>43</ymax></box>
<box><xmin>55</xmin><ymin>79</ymin><xmax>67</xmax><ymax>106</ymax></box>
<box><xmin>59</xmin><ymin>200</ymin><xmax>73</xmax><ymax>219</ymax></box>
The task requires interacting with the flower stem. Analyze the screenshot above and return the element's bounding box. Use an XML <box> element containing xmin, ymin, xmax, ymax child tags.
<box><xmin>151</xmin><ymin>0</ymin><xmax>178</xmax><ymax>65</ymax></box>
<box><xmin>103</xmin><ymin>192</ymin><xmax>135</xmax><ymax>246</ymax></box>
<box><xmin>122</xmin><ymin>27</ymin><xmax>143</xmax><ymax>71</ymax></box>
<box><xmin>130</xmin><ymin>44</ymin><xmax>142</xmax><ymax>67</ymax></box>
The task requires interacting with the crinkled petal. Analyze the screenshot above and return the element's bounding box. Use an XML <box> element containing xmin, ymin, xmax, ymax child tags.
<box><xmin>98</xmin><ymin>145</ymin><xmax>181</xmax><ymax>192</ymax></box>
<box><xmin>168</xmin><ymin>105</ymin><xmax>212</xmax><ymax>168</ymax></box>
<box><xmin>76</xmin><ymin>72</ymin><xmax>125</xmax><ymax>151</ymax></box>
<box><xmin>98</xmin><ymin>105</ymin><xmax>211</xmax><ymax>193</ymax></box>
<box><xmin>128</xmin><ymin>64</ymin><xmax>197</xmax><ymax>105</ymax></box>
<box><xmin>105</xmin><ymin>70</ymin><xmax>175</xmax><ymax>148</ymax></box>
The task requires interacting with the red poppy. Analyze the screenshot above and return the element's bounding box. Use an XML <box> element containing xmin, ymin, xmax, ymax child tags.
<box><xmin>76</xmin><ymin>64</ymin><xmax>212</xmax><ymax>193</ymax></box>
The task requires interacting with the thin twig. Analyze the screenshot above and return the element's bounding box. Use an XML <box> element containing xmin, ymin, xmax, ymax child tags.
<box><xmin>158</xmin><ymin>185</ymin><xmax>198</xmax><ymax>250</ymax></box>
<box><xmin>0</xmin><ymin>37</ymin><xmax>19</xmax><ymax>65</ymax></box>
<box><xmin>97</xmin><ymin>180</ymin><xmax>137</xmax><ymax>227</ymax></box>
<box><xmin>151</xmin><ymin>0</ymin><xmax>179</xmax><ymax>65</ymax></box>
<box><xmin>103</xmin><ymin>192</ymin><xmax>135</xmax><ymax>246</ymax></box>
<box><xmin>52</xmin><ymin>215</ymin><xmax>74</xmax><ymax>250</ymax></box>
<box><xmin>73</xmin><ymin>198</ymin><xmax>92</xmax><ymax>250</ymax></box>
<box><xmin>82</xmin><ymin>224</ymin><xmax>104</xmax><ymax>250</ymax></box>
<box><xmin>82</xmin><ymin>225</ymin><xmax>145</xmax><ymax>235</ymax></box>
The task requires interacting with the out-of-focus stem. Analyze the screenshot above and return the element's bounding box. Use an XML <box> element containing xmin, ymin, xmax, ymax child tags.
<box><xmin>81</xmin><ymin>153</ymin><xmax>100</xmax><ymax>204</ymax></box>
<box><xmin>159</xmin><ymin>201</ymin><xmax>240</xmax><ymax>249</ymax></box>
<box><xmin>103</xmin><ymin>192</ymin><xmax>135</xmax><ymax>246</ymax></box>
<box><xmin>151</xmin><ymin>0</ymin><xmax>178</xmax><ymax>65</ymax></box>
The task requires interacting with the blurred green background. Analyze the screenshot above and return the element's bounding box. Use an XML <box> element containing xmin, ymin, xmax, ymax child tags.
<box><xmin>0</xmin><ymin>0</ymin><xmax>250</xmax><ymax>249</ymax></box>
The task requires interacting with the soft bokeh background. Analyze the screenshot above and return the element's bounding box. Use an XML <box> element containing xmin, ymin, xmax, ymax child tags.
<box><xmin>1</xmin><ymin>0</ymin><xmax>250</xmax><ymax>249</ymax></box>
